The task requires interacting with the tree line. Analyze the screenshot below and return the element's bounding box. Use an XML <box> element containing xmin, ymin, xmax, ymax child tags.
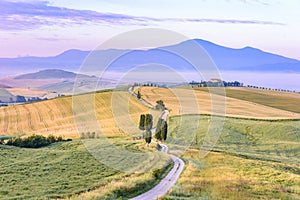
<box><xmin>4</xmin><ymin>134</ymin><xmax>71</xmax><ymax>148</ymax></box>
<box><xmin>0</xmin><ymin>96</ymin><xmax>48</xmax><ymax>104</ymax></box>
<box><xmin>246</xmin><ymin>85</ymin><xmax>297</xmax><ymax>93</ymax></box>
<box><xmin>189</xmin><ymin>80</ymin><xmax>243</xmax><ymax>87</ymax></box>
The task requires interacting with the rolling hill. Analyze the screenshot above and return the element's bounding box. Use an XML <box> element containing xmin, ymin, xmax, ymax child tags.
<box><xmin>1</xmin><ymin>39</ymin><xmax>299</xmax><ymax>77</ymax></box>
<box><xmin>1</xmin><ymin>86</ymin><xmax>300</xmax><ymax>138</ymax></box>
<box><xmin>1</xmin><ymin>86</ymin><xmax>300</xmax><ymax>199</ymax></box>
<box><xmin>14</xmin><ymin>69</ymin><xmax>94</xmax><ymax>79</ymax></box>
<box><xmin>136</xmin><ymin>86</ymin><xmax>300</xmax><ymax>119</ymax></box>
<box><xmin>0</xmin><ymin>89</ymin><xmax>160</xmax><ymax>138</ymax></box>
<box><xmin>0</xmin><ymin>84</ymin><xmax>11</xmax><ymax>88</ymax></box>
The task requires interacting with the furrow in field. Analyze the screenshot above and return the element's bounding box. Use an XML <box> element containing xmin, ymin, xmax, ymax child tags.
<box><xmin>32</xmin><ymin>103</ymin><xmax>49</xmax><ymax>130</ymax></box>
<box><xmin>44</xmin><ymin>101</ymin><xmax>55</xmax><ymax>121</ymax></box>
<box><xmin>8</xmin><ymin>106</ymin><xmax>22</xmax><ymax>134</ymax></box>
<box><xmin>21</xmin><ymin>104</ymin><xmax>34</xmax><ymax>131</ymax></box>
<box><xmin>138</xmin><ymin>87</ymin><xmax>300</xmax><ymax>119</ymax></box>
<box><xmin>2</xmin><ymin>107</ymin><xmax>9</xmax><ymax>133</ymax></box>
<box><xmin>12</xmin><ymin>105</ymin><xmax>22</xmax><ymax>133</ymax></box>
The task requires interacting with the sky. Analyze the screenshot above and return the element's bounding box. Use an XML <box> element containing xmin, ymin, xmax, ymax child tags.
<box><xmin>0</xmin><ymin>0</ymin><xmax>300</xmax><ymax>59</ymax></box>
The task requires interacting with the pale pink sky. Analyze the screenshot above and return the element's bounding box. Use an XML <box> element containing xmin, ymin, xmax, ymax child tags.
<box><xmin>0</xmin><ymin>0</ymin><xmax>299</xmax><ymax>60</ymax></box>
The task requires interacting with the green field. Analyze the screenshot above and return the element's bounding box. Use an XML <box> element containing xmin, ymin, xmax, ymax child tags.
<box><xmin>162</xmin><ymin>114</ymin><xmax>300</xmax><ymax>199</ymax></box>
<box><xmin>163</xmin><ymin>150</ymin><xmax>300</xmax><ymax>200</ymax></box>
<box><xmin>0</xmin><ymin>137</ymin><xmax>171</xmax><ymax>199</ymax></box>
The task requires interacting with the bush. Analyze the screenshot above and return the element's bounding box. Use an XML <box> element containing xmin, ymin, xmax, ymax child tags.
<box><xmin>6</xmin><ymin>134</ymin><xmax>70</xmax><ymax>148</ymax></box>
<box><xmin>152</xmin><ymin>168</ymin><xmax>162</xmax><ymax>179</ymax></box>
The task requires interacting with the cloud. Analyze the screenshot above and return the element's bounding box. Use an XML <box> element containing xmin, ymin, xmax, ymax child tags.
<box><xmin>0</xmin><ymin>0</ymin><xmax>284</xmax><ymax>31</ymax></box>
<box><xmin>35</xmin><ymin>37</ymin><xmax>74</xmax><ymax>42</ymax></box>
<box><xmin>238</xmin><ymin>0</ymin><xmax>270</xmax><ymax>5</ymax></box>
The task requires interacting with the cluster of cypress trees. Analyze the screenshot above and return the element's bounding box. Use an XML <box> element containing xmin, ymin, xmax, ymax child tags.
<box><xmin>155</xmin><ymin>118</ymin><xmax>168</xmax><ymax>142</ymax></box>
<box><xmin>139</xmin><ymin>113</ymin><xmax>168</xmax><ymax>144</ymax></box>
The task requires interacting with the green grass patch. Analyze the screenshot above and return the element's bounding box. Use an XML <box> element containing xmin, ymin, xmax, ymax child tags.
<box><xmin>0</xmin><ymin>136</ymin><xmax>172</xmax><ymax>199</ymax></box>
<box><xmin>168</xmin><ymin>115</ymin><xmax>300</xmax><ymax>165</ymax></box>
<box><xmin>163</xmin><ymin>114</ymin><xmax>300</xmax><ymax>199</ymax></box>
<box><xmin>163</xmin><ymin>151</ymin><xmax>300</xmax><ymax>200</ymax></box>
<box><xmin>0</xmin><ymin>141</ymin><xmax>122</xmax><ymax>199</ymax></box>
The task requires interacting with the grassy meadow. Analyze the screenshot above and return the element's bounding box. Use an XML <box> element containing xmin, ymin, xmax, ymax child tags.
<box><xmin>0</xmin><ymin>137</ymin><xmax>171</xmax><ymax>199</ymax></box>
<box><xmin>161</xmin><ymin>115</ymin><xmax>300</xmax><ymax>199</ymax></box>
<box><xmin>163</xmin><ymin>150</ymin><xmax>300</xmax><ymax>200</ymax></box>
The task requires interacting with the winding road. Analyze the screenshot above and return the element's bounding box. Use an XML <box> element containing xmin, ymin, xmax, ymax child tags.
<box><xmin>128</xmin><ymin>87</ymin><xmax>185</xmax><ymax>200</ymax></box>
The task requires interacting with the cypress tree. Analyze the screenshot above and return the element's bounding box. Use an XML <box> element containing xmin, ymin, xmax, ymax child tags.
<box><xmin>139</xmin><ymin>114</ymin><xmax>145</xmax><ymax>130</ymax></box>
<box><xmin>145</xmin><ymin>114</ymin><xmax>153</xmax><ymax>131</ymax></box>
<box><xmin>137</xmin><ymin>90</ymin><xmax>141</xmax><ymax>99</ymax></box>
<box><xmin>161</xmin><ymin>121</ymin><xmax>168</xmax><ymax>141</ymax></box>
<box><xmin>144</xmin><ymin>114</ymin><xmax>153</xmax><ymax>144</ymax></box>
<box><xmin>145</xmin><ymin>130</ymin><xmax>152</xmax><ymax>144</ymax></box>
<box><xmin>155</xmin><ymin>118</ymin><xmax>163</xmax><ymax>140</ymax></box>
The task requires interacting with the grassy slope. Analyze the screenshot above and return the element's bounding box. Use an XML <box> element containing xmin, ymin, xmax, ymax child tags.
<box><xmin>2</xmin><ymin>86</ymin><xmax>300</xmax><ymax>199</ymax></box>
<box><xmin>168</xmin><ymin>115</ymin><xmax>300</xmax><ymax>164</ymax></box>
<box><xmin>197</xmin><ymin>87</ymin><xmax>300</xmax><ymax>113</ymax></box>
<box><xmin>163</xmin><ymin>150</ymin><xmax>300</xmax><ymax>200</ymax></box>
<box><xmin>0</xmin><ymin>89</ymin><xmax>167</xmax><ymax>199</ymax></box>
<box><xmin>0</xmin><ymin>89</ymin><xmax>160</xmax><ymax>138</ymax></box>
<box><xmin>137</xmin><ymin>87</ymin><xmax>300</xmax><ymax>119</ymax></box>
<box><xmin>0</xmin><ymin>141</ymin><xmax>118</xmax><ymax>199</ymax></box>
<box><xmin>0</xmin><ymin>138</ymin><xmax>171</xmax><ymax>199</ymax></box>
<box><xmin>161</xmin><ymin>115</ymin><xmax>300</xmax><ymax>199</ymax></box>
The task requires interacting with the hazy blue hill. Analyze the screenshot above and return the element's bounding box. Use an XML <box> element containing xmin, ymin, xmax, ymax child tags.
<box><xmin>166</xmin><ymin>39</ymin><xmax>300</xmax><ymax>70</ymax></box>
<box><xmin>0</xmin><ymin>89</ymin><xmax>15</xmax><ymax>103</ymax></box>
<box><xmin>14</xmin><ymin>69</ymin><xmax>92</xmax><ymax>79</ymax></box>
<box><xmin>0</xmin><ymin>84</ymin><xmax>11</xmax><ymax>88</ymax></box>
<box><xmin>1</xmin><ymin>39</ymin><xmax>300</xmax><ymax>75</ymax></box>
<box><xmin>53</xmin><ymin>49</ymin><xmax>90</xmax><ymax>60</ymax></box>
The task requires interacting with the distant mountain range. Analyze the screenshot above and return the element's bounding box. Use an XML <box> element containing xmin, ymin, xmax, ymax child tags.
<box><xmin>1</xmin><ymin>39</ymin><xmax>300</xmax><ymax>77</ymax></box>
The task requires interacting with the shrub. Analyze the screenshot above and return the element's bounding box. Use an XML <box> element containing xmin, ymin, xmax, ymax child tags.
<box><xmin>152</xmin><ymin>168</ymin><xmax>162</xmax><ymax>179</ymax></box>
<box><xmin>6</xmin><ymin>134</ymin><xmax>70</xmax><ymax>148</ymax></box>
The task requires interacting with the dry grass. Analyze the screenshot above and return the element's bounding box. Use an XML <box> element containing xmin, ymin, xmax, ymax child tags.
<box><xmin>197</xmin><ymin>87</ymin><xmax>300</xmax><ymax>113</ymax></box>
<box><xmin>0</xmin><ymin>90</ymin><xmax>157</xmax><ymax>138</ymax></box>
<box><xmin>137</xmin><ymin>86</ymin><xmax>300</xmax><ymax>119</ymax></box>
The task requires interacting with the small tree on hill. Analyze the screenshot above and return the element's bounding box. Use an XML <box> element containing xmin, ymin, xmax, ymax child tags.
<box><xmin>137</xmin><ymin>90</ymin><xmax>141</xmax><ymax>99</ymax></box>
<box><xmin>155</xmin><ymin>100</ymin><xmax>165</xmax><ymax>110</ymax></box>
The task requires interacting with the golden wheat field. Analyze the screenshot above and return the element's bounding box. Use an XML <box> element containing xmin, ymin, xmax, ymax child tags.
<box><xmin>137</xmin><ymin>86</ymin><xmax>300</xmax><ymax>119</ymax></box>
<box><xmin>1</xmin><ymin>86</ymin><xmax>300</xmax><ymax>138</ymax></box>
<box><xmin>197</xmin><ymin>87</ymin><xmax>300</xmax><ymax>113</ymax></box>
<box><xmin>0</xmin><ymin>90</ymin><xmax>159</xmax><ymax>138</ymax></box>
